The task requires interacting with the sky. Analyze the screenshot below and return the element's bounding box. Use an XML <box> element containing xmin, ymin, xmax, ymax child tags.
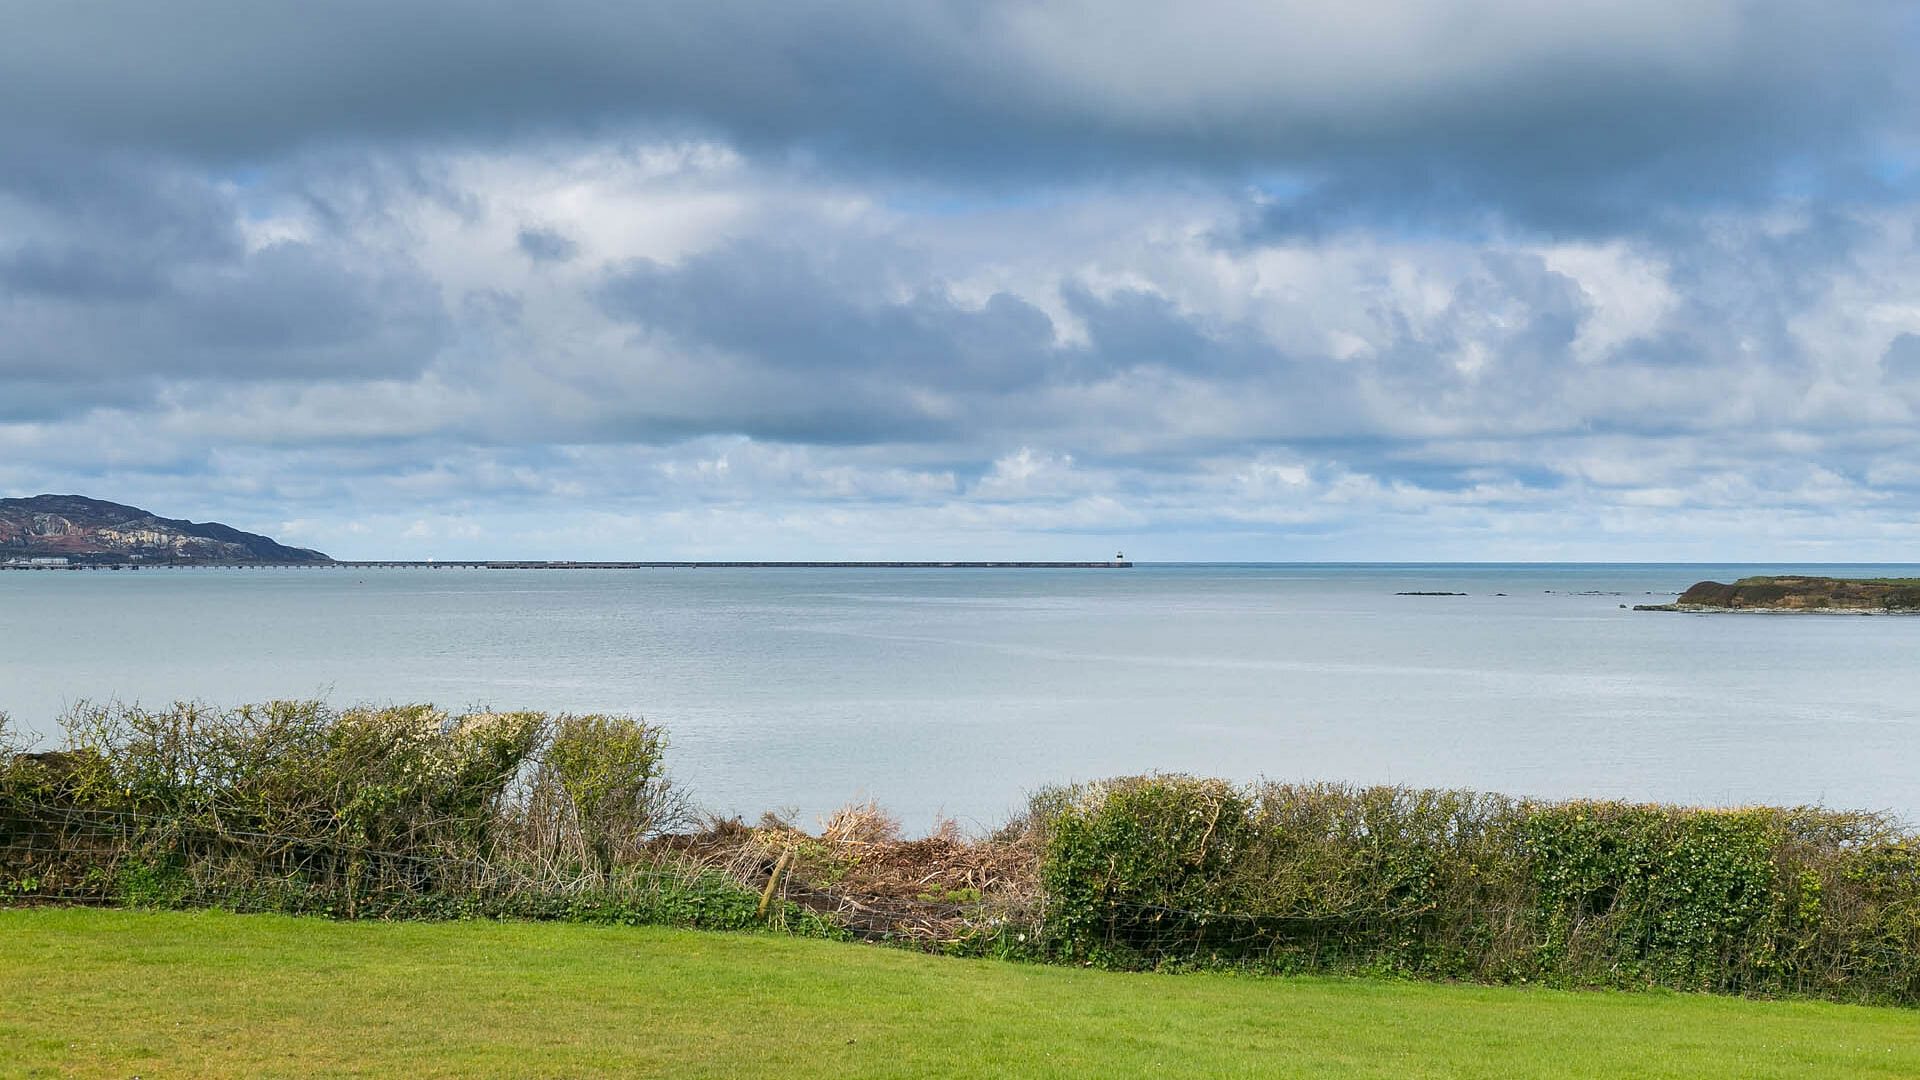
<box><xmin>4</xmin><ymin>1</ymin><xmax>1920</xmax><ymax>560</ymax></box>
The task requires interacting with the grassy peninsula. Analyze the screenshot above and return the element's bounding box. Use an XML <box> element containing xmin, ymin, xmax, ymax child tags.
<box><xmin>6</xmin><ymin>908</ymin><xmax>1920</xmax><ymax>1079</ymax></box>
<box><xmin>1636</xmin><ymin>575</ymin><xmax>1920</xmax><ymax>613</ymax></box>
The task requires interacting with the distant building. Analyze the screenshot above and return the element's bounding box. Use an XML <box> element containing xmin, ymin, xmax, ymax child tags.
<box><xmin>4</xmin><ymin>556</ymin><xmax>70</xmax><ymax>567</ymax></box>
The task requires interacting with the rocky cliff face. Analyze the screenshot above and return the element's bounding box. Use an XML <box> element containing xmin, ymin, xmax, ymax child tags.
<box><xmin>0</xmin><ymin>495</ymin><xmax>330</xmax><ymax>564</ymax></box>
<box><xmin>1637</xmin><ymin>575</ymin><xmax>1920</xmax><ymax>612</ymax></box>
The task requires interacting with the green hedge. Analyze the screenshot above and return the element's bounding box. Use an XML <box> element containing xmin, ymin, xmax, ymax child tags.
<box><xmin>1039</xmin><ymin>776</ymin><xmax>1920</xmax><ymax>1004</ymax></box>
<box><xmin>1</xmin><ymin>702</ymin><xmax>700</xmax><ymax>919</ymax></box>
<box><xmin>11</xmin><ymin>704</ymin><xmax>1920</xmax><ymax>1005</ymax></box>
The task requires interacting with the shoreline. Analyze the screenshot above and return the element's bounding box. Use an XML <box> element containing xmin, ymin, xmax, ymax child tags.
<box><xmin>1633</xmin><ymin>603</ymin><xmax>1920</xmax><ymax>614</ymax></box>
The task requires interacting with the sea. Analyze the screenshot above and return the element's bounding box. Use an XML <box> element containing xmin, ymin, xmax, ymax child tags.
<box><xmin>4</xmin><ymin>563</ymin><xmax>1917</xmax><ymax>831</ymax></box>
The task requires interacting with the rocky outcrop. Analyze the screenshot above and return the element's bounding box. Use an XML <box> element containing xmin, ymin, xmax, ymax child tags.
<box><xmin>0</xmin><ymin>494</ymin><xmax>330</xmax><ymax>564</ymax></box>
<box><xmin>1635</xmin><ymin>576</ymin><xmax>1920</xmax><ymax>613</ymax></box>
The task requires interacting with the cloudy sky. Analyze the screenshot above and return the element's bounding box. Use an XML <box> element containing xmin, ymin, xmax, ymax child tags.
<box><xmin>4</xmin><ymin>1</ymin><xmax>1920</xmax><ymax>560</ymax></box>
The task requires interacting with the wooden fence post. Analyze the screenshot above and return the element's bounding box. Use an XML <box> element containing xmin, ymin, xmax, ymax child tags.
<box><xmin>757</xmin><ymin>848</ymin><xmax>794</xmax><ymax>922</ymax></box>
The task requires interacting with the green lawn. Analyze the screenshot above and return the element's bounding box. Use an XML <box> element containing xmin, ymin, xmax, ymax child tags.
<box><xmin>3</xmin><ymin>910</ymin><xmax>1918</xmax><ymax>1078</ymax></box>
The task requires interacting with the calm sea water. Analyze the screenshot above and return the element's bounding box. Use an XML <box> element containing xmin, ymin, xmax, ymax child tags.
<box><xmin>3</xmin><ymin>564</ymin><xmax>1917</xmax><ymax>830</ymax></box>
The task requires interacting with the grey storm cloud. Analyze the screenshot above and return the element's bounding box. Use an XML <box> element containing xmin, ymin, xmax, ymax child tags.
<box><xmin>0</xmin><ymin>179</ymin><xmax>448</xmax><ymax>413</ymax></box>
<box><xmin>0</xmin><ymin>154</ymin><xmax>445</xmax><ymax>415</ymax></box>
<box><xmin>0</xmin><ymin>2</ymin><xmax>1911</xmax><ymax>224</ymax></box>
<box><xmin>590</xmin><ymin>239</ymin><xmax>1611</xmax><ymax>453</ymax></box>
<box><xmin>516</xmin><ymin>227</ymin><xmax>579</xmax><ymax>264</ymax></box>
<box><xmin>600</xmin><ymin>244</ymin><xmax>1059</xmax><ymax>390</ymax></box>
<box><xmin>0</xmin><ymin>242</ymin><xmax>171</xmax><ymax>301</ymax></box>
<box><xmin>1886</xmin><ymin>334</ymin><xmax>1920</xmax><ymax>382</ymax></box>
<box><xmin>585</xmin><ymin>243</ymin><xmax>1055</xmax><ymax>445</ymax></box>
<box><xmin>0</xmin><ymin>243</ymin><xmax>446</xmax><ymax>390</ymax></box>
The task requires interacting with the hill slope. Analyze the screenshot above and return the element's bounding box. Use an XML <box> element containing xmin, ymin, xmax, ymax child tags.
<box><xmin>0</xmin><ymin>494</ymin><xmax>330</xmax><ymax>564</ymax></box>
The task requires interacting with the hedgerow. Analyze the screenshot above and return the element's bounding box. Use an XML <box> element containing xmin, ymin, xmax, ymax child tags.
<box><xmin>0</xmin><ymin>701</ymin><xmax>755</xmax><ymax>930</ymax></box>
<box><xmin>1038</xmin><ymin>776</ymin><xmax>1920</xmax><ymax>1004</ymax></box>
<box><xmin>7</xmin><ymin>707</ymin><xmax>1918</xmax><ymax>1005</ymax></box>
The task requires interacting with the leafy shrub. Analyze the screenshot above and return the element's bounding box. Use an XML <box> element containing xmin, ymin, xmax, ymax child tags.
<box><xmin>1039</xmin><ymin>776</ymin><xmax>1920</xmax><ymax>1004</ymax></box>
<box><xmin>4</xmin><ymin>702</ymin><xmax>689</xmax><ymax>920</ymax></box>
<box><xmin>515</xmin><ymin>714</ymin><xmax>685</xmax><ymax>879</ymax></box>
<box><xmin>1041</xmin><ymin>776</ymin><xmax>1253</xmax><ymax>966</ymax></box>
<box><xmin>1520</xmin><ymin>803</ymin><xmax>1780</xmax><ymax>990</ymax></box>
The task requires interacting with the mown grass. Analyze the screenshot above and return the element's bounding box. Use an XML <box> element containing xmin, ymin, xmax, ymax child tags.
<box><xmin>3</xmin><ymin>909</ymin><xmax>1919</xmax><ymax>1078</ymax></box>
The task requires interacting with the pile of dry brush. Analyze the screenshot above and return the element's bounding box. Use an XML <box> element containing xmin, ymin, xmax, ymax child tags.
<box><xmin>666</xmin><ymin>800</ymin><xmax>1045</xmax><ymax>944</ymax></box>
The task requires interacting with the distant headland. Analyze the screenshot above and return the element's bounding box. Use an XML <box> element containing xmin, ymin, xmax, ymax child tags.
<box><xmin>1635</xmin><ymin>575</ymin><xmax>1920</xmax><ymax>614</ymax></box>
<box><xmin>0</xmin><ymin>494</ymin><xmax>331</xmax><ymax>566</ymax></box>
<box><xmin>0</xmin><ymin>494</ymin><xmax>1131</xmax><ymax>570</ymax></box>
